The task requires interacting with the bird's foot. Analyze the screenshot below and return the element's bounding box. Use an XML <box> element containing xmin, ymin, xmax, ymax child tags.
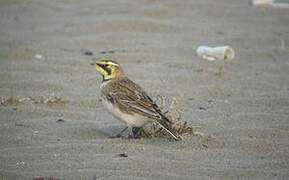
<box><xmin>130</xmin><ymin>127</ymin><xmax>143</xmax><ymax>139</ymax></box>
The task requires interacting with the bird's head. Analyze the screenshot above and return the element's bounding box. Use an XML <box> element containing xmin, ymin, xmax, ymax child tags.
<box><xmin>93</xmin><ymin>59</ymin><xmax>124</xmax><ymax>81</ymax></box>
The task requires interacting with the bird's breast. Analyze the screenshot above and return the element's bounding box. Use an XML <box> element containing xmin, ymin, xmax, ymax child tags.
<box><xmin>101</xmin><ymin>96</ymin><xmax>148</xmax><ymax>127</ymax></box>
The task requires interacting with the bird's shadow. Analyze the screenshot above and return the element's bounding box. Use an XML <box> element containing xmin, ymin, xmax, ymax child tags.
<box><xmin>99</xmin><ymin>125</ymin><xmax>130</xmax><ymax>137</ymax></box>
<box><xmin>56</xmin><ymin>125</ymin><xmax>128</xmax><ymax>140</ymax></box>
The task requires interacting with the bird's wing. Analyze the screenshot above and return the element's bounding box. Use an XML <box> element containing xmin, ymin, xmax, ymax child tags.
<box><xmin>108</xmin><ymin>78</ymin><xmax>170</xmax><ymax>122</ymax></box>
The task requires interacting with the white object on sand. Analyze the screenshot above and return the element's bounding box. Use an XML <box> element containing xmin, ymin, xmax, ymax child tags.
<box><xmin>196</xmin><ymin>46</ymin><xmax>235</xmax><ymax>61</ymax></box>
<box><xmin>252</xmin><ymin>0</ymin><xmax>274</xmax><ymax>5</ymax></box>
<box><xmin>252</xmin><ymin>0</ymin><xmax>289</xmax><ymax>8</ymax></box>
<box><xmin>34</xmin><ymin>54</ymin><xmax>43</xmax><ymax>59</ymax></box>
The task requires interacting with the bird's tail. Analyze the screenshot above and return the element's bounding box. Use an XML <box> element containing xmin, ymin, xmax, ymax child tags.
<box><xmin>156</xmin><ymin>118</ymin><xmax>182</xmax><ymax>141</ymax></box>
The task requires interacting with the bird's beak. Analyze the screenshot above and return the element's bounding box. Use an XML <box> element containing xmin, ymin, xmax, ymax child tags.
<box><xmin>95</xmin><ymin>62</ymin><xmax>105</xmax><ymax>69</ymax></box>
<box><xmin>93</xmin><ymin>61</ymin><xmax>108</xmax><ymax>76</ymax></box>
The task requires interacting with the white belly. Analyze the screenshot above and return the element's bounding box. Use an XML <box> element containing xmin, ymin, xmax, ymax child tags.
<box><xmin>101</xmin><ymin>97</ymin><xmax>148</xmax><ymax>127</ymax></box>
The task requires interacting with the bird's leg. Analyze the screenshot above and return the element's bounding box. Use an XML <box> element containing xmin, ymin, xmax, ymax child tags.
<box><xmin>131</xmin><ymin>127</ymin><xmax>143</xmax><ymax>139</ymax></box>
<box><xmin>117</xmin><ymin>126</ymin><xmax>128</xmax><ymax>137</ymax></box>
<box><xmin>109</xmin><ymin>126</ymin><xmax>128</xmax><ymax>138</ymax></box>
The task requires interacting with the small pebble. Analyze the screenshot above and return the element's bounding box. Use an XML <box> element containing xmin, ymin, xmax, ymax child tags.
<box><xmin>202</xmin><ymin>144</ymin><xmax>208</xmax><ymax>148</ymax></box>
<box><xmin>118</xmin><ymin>153</ymin><xmax>128</xmax><ymax>158</ymax></box>
<box><xmin>56</xmin><ymin>119</ymin><xmax>65</xmax><ymax>123</ymax></box>
<box><xmin>100</xmin><ymin>51</ymin><xmax>107</xmax><ymax>54</ymax></box>
<box><xmin>100</xmin><ymin>50</ymin><xmax>116</xmax><ymax>54</ymax></box>
<box><xmin>80</xmin><ymin>49</ymin><xmax>94</xmax><ymax>56</ymax></box>
<box><xmin>199</xmin><ymin>107</ymin><xmax>207</xmax><ymax>110</ymax></box>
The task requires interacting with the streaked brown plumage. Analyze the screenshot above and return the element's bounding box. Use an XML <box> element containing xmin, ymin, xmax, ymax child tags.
<box><xmin>94</xmin><ymin>59</ymin><xmax>181</xmax><ymax>140</ymax></box>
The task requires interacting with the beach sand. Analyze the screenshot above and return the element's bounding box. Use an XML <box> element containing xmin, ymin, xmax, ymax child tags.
<box><xmin>0</xmin><ymin>0</ymin><xmax>289</xmax><ymax>179</ymax></box>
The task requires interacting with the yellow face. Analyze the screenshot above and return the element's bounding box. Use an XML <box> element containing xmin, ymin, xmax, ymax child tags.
<box><xmin>95</xmin><ymin>59</ymin><xmax>123</xmax><ymax>80</ymax></box>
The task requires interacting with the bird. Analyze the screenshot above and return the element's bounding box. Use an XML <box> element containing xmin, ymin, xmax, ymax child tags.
<box><xmin>93</xmin><ymin>59</ymin><xmax>181</xmax><ymax>141</ymax></box>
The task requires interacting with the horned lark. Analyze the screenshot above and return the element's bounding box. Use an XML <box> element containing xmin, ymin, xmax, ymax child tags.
<box><xmin>93</xmin><ymin>59</ymin><xmax>181</xmax><ymax>141</ymax></box>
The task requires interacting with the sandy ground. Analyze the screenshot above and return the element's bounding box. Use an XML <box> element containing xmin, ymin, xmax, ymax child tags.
<box><xmin>1</xmin><ymin>0</ymin><xmax>289</xmax><ymax>179</ymax></box>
